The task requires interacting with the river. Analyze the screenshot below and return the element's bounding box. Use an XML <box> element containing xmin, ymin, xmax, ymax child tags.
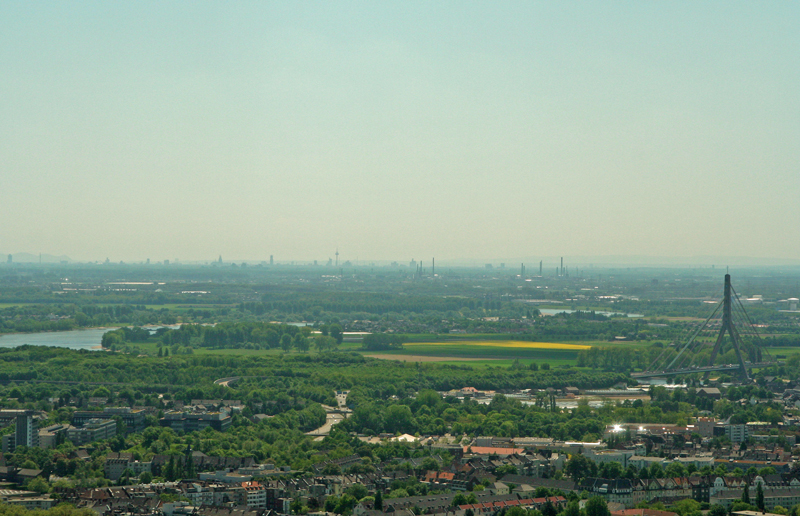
<box><xmin>0</xmin><ymin>328</ymin><xmax>118</xmax><ymax>350</ymax></box>
<box><xmin>538</xmin><ymin>308</ymin><xmax>643</xmax><ymax>317</ymax></box>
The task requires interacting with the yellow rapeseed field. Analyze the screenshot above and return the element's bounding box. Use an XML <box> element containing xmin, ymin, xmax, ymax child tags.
<box><xmin>404</xmin><ymin>340</ymin><xmax>591</xmax><ymax>350</ymax></box>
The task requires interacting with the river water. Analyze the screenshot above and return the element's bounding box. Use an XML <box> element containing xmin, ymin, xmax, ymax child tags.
<box><xmin>538</xmin><ymin>308</ymin><xmax>643</xmax><ymax>317</ymax></box>
<box><xmin>0</xmin><ymin>328</ymin><xmax>117</xmax><ymax>350</ymax></box>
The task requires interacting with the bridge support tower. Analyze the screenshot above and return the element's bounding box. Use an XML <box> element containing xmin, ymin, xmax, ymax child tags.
<box><xmin>707</xmin><ymin>274</ymin><xmax>749</xmax><ymax>380</ymax></box>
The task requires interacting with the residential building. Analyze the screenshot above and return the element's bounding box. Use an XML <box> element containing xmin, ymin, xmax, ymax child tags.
<box><xmin>1</xmin><ymin>410</ymin><xmax>39</xmax><ymax>453</ymax></box>
<box><xmin>160</xmin><ymin>409</ymin><xmax>232</xmax><ymax>433</ymax></box>
<box><xmin>725</xmin><ymin>424</ymin><xmax>750</xmax><ymax>443</ymax></box>
<box><xmin>67</xmin><ymin>418</ymin><xmax>116</xmax><ymax>445</ymax></box>
<box><xmin>72</xmin><ymin>407</ymin><xmax>146</xmax><ymax>433</ymax></box>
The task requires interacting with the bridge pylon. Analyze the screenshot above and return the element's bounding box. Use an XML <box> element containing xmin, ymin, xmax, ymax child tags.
<box><xmin>706</xmin><ymin>274</ymin><xmax>749</xmax><ymax>380</ymax></box>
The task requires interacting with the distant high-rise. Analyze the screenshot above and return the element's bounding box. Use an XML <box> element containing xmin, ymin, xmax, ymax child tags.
<box><xmin>1</xmin><ymin>410</ymin><xmax>38</xmax><ymax>453</ymax></box>
<box><xmin>17</xmin><ymin>411</ymin><xmax>37</xmax><ymax>448</ymax></box>
<box><xmin>146</xmin><ymin>258</ymin><xmax>150</xmax><ymax>265</ymax></box>
<box><xmin>270</xmin><ymin>255</ymin><xmax>274</xmax><ymax>265</ymax></box>
<box><xmin>539</xmin><ymin>261</ymin><xmax>542</xmax><ymax>275</ymax></box>
<box><xmin>6</xmin><ymin>254</ymin><xmax>10</xmax><ymax>264</ymax></box>
<box><xmin>164</xmin><ymin>259</ymin><xmax>170</xmax><ymax>265</ymax></box>
<box><xmin>218</xmin><ymin>255</ymin><xmax>222</xmax><ymax>264</ymax></box>
<box><xmin>335</xmin><ymin>248</ymin><xmax>339</xmax><ymax>267</ymax></box>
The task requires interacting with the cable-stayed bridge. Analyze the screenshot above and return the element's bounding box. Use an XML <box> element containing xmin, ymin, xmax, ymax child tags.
<box><xmin>636</xmin><ymin>274</ymin><xmax>778</xmax><ymax>381</ymax></box>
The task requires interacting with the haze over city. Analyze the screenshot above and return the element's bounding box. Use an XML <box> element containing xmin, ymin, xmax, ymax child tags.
<box><xmin>2</xmin><ymin>2</ymin><xmax>798</xmax><ymax>264</ymax></box>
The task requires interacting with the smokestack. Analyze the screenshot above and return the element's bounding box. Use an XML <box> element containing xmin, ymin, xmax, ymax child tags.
<box><xmin>432</xmin><ymin>257</ymin><xmax>435</xmax><ymax>276</ymax></box>
<box><xmin>560</xmin><ymin>257</ymin><xmax>563</xmax><ymax>276</ymax></box>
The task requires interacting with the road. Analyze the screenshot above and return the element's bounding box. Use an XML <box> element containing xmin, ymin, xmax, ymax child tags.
<box><xmin>306</xmin><ymin>391</ymin><xmax>351</xmax><ymax>437</ymax></box>
<box><xmin>214</xmin><ymin>378</ymin><xmax>350</xmax><ymax>437</ymax></box>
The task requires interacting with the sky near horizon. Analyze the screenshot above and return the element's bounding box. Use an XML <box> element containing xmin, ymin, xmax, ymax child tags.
<box><xmin>1</xmin><ymin>2</ymin><xmax>798</xmax><ymax>264</ymax></box>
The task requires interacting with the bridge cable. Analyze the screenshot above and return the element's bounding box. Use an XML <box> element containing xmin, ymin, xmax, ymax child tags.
<box><xmin>663</xmin><ymin>299</ymin><xmax>723</xmax><ymax>371</ymax></box>
<box><xmin>731</xmin><ymin>286</ymin><xmax>771</xmax><ymax>362</ymax></box>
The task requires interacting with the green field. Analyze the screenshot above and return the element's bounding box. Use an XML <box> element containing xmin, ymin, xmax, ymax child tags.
<box><xmin>355</xmin><ymin>339</ymin><xmax>634</xmax><ymax>365</ymax></box>
<box><xmin>764</xmin><ymin>346</ymin><xmax>800</xmax><ymax>358</ymax></box>
<box><xmin>122</xmin><ymin>337</ymin><xmax>653</xmax><ymax>367</ymax></box>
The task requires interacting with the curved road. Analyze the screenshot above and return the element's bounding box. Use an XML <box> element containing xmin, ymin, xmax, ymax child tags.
<box><xmin>307</xmin><ymin>392</ymin><xmax>351</xmax><ymax>436</ymax></box>
<box><xmin>214</xmin><ymin>377</ymin><xmax>350</xmax><ymax>436</ymax></box>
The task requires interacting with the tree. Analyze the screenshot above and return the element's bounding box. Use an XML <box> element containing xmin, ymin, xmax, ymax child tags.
<box><xmin>729</xmin><ymin>501</ymin><xmax>756</xmax><ymax>514</ymax></box>
<box><xmin>565</xmin><ymin>454</ymin><xmax>596</xmax><ymax>481</ymax></box>
<box><xmin>374</xmin><ymin>491</ymin><xmax>383</xmax><ymax>511</ymax></box>
<box><xmin>542</xmin><ymin>501</ymin><xmax>557</xmax><ymax>516</ymax></box>
<box><xmin>346</xmin><ymin>484</ymin><xmax>368</xmax><ymax>501</ymax></box>
<box><xmin>329</xmin><ymin>324</ymin><xmax>343</xmax><ymax>344</ymax></box>
<box><xmin>294</xmin><ymin>334</ymin><xmax>310</xmax><ymax>353</ymax></box>
<box><xmin>742</xmin><ymin>481</ymin><xmax>750</xmax><ymax>505</ymax></box>
<box><xmin>600</xmin><ymin>461</ymin><xmax>623</xmax><ymax>479</ymax></box>
<box><xmin>315</xmin><ymin>335</ymin><xmax>337</xmax><ymax>353</ymax></box>
<box><xmin>420</xmin><ymin>457</ymin><xmax>439</xmax><ymax>472</ymax></box>
<box><xmin>563</xmin><ymin>501</ymin><xmax>581</xmax><ymax>516</ymax></box>
<box><xmin>664</xmin><ymin>462</ymin><xmax>687</xmax><ymax>478</ymax></box>
<box><xmin>164</xmin><ymin>455</ymin><xmax>176</xmax><ymax>481</ymax></box>
<box><xmin>649</xmin><ymin>463</ymin><xmax>665</xmax><ymax>479</ymax></box>
<box><xmin>280</xmin><ymin>334</ymin><xmax>293</xmax><ymax>352</ymax></box>
<box><xmin>585</xmin><ymin>496</ymin><xmax>610</xmax><ymax>516</ymax></box>
<box><xmin>140</xmin><ymin>471</ymin><xmax>153</xmax><ymax>484</ymax></box>
<box><xmin>756</xmin><ymin>481</ymin><xmax>765</xmax><ymax>511</ymax></box>
<box><xmin>26</xmin><ymin>476</ymin><xmax>50</xmax><ymax>494</ymax></box>
<box><xmin>452</xmin><ymin>494</ymin><xmax>468</xmax><ymax>507</ymax></box>
<box><xmin>185</xmin><ymin>448</ymin><xmax>196</xmax><ymax>479</ymax></box>
<box><xmin>334</xmin><ymin>494</ymin><xmax>358</xmax><ymax>515</ymax></box>
<box><xmin>708</xmin><ymin>504</ymin><xmax>727</xmax><ymax>516</ymax></box>
<box><xmin>322</xmin><ymin>463</ymin><xmax>341</xmax><ymax>475</ymax></box>
<box><xmin>672</xmin><ymin>499</ymin><xmax>701</xmax><ymax>516</ymax></box>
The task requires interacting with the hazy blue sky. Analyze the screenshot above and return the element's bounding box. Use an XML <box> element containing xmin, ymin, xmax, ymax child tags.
<box><xmin>2</xmin><ymin>2</ymin><xmax>798</xmax><ymax>264</ymax></box>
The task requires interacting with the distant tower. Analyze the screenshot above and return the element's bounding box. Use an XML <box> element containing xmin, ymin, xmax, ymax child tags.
<box><xmin>705</xmin><ymin>274</ymin><xmax>751</xmax><ymax>380</ymax></box>
<box><xmin>146</xmin><ymin>258</ymin><xmax>150</xmax><ymax>265</ymax></box>
<box><xmin>6</xmin><ymin>254</ymin><xmax>11</xmax><ymax>264</ymax></box>
<box><xmin>521</xmin><ymin>263</ymin><xmax>525</xmax><ymax>277</ymax></box>
<box><xmin>17</xmin><ymin>411</ymin><xmax>38</xmax><ymax>448</ymax></box>
<box><xmin>539</xmin><ymin>261</ymin><xmax>542</xmax><ymax>275</ymax></box>
<box><xmin>270</xmin><ymin>255</ymin><xmax>274</xmax><ymax>265</ymax></box>
<box><xmin>432</xmin><ymin>257</ymin><xmax>435</xmax><ymax>276</ymax></box>
<box><xmin>218</xmin><ymin>255</ymin><xmax>222</xmax><ymax>264</ymax></box>
<box><xmin>335</xmin><ymin>248</ymin><xmax>339</xmax><ymax>267</ymax></box>
<box><xmin>560</xmin><ymin>257</ymin><xmax>564</xmax><ymax>276</ymax></box>
<box><xmin>2</xmin><ymin>410</ymin><xmax>39</xmax><ymax>452</ymax></box>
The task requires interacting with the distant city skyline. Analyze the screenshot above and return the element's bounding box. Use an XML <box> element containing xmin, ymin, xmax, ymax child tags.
<box><xmin>2</xmin><ymin>250</ymin><xmax>799</xmax><ymax>269</ymax></box>
<box><xmin>2</xmin><ymin>3</ymin><xmax>798</xmax><ymax>262</ymax></box>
